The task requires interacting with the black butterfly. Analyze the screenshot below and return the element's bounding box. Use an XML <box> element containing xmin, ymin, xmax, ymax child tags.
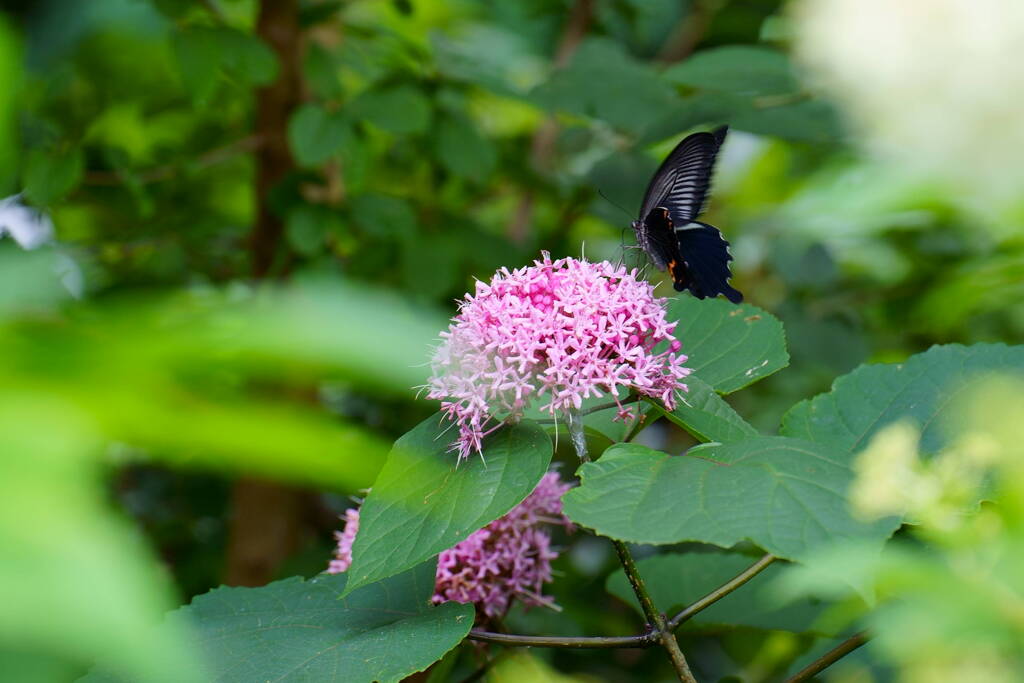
<box><xmin>632</xmin><ymin>125</ymin><xmax>742</xmax><ymax>303</ymax></box>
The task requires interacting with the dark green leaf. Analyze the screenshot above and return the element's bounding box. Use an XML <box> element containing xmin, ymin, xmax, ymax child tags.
<box><xmin>668</xmin><ymin>296</ymin><xmax>789</xmax><ymax>394</ymax></box>
<box><xmin>587</xmin><ymin>150</ymin><xmax>658</xmax><ymax>218</ymax></box>
<box><xmin>350</xmin><ymin>85</ymin><xmax>431</xmax><ymax>135</ymax></box>
<box><xmin>287</xmin><ymin>104</ymin><xmax>350</xmax><ymax>167</ymax></box>
<box><xmin>781</xmin><ymin>344</ymin><xmax>1024</xmax><ymax>455</ymax></box>
<box><xmin>433</xmin><ymin>113</ymin><xmax>496</xmax><ymax>180</ymax></box>
<box><xmin>531</xmin><ymin>38</ymin><xmax>679</xmax><ymax>134</ymax></box>
<box><xmin>22</xmin><ymin>147</ymin><xmax>83</xmax><ymax>205</ymax></box>
<box><xmin>2</xmin><ymin>398</ymin><xmax>200</xmax><ymax>683</ymax></box>
<box><xmin>606</xmin><ymin>552</ymin><xmax>833</xmax><ymax>634</ymax></box>
<box><xmin>401</xmin><ymin>234</ymin><xmax>460</xmax><ymax>299</ymax></box>
<box><xmin>300</xmin><ymin>0</ymin><xmax>344</xmax><ymax>27</ymax></box>
<box><xmin>286</xmin><ymin>204</ymin><xmax>344</xmax><ymax>257</ymax></box>
<box><xmin>664</xmin><ymin>46</ymin><xmax>799</xmax><ymax>97</ymax></box>
<box><xmin>338</xmin><ymin>130</ymin><xmax>371</xmax><ymax>193</ymax></box>
<box><xmin>431</xmin><ymin>25</ymin><xmax>543</xmax><ymax>96</ymax></box>
<box><xmin>148</xmin><ymin>0</ymin><xmax>192</xmax><ymax>19</ymax></box>
<box><xmin>650</xmin><ymin>375</ymin><xmax>759</xmax><ymax>443</ymax></box>
<box><xmin>351</xmin><ymin>193</ymin><xmax>416</xmax><ymax>239</ymax></box>
<box><xmin>86</xmin><ymin>562</ymin><xmax>474</xmax><ymax>683</ymax></box>
<box><xmin>304</xmin><ymin>43</ymin><xmax>344</xmax><ymax>100</ymax></box>
<box><xmin>343</xmin><ymin>416</ymin><xmax>552</xmax><ymax>595</ymax></box>
<box><xmin>563</xmin><ymin>439</ymin><xmax>898</xmax><ymax>562</ymax></box>
<box><xmin>641</xmin><ymin>91</ymin><xmax>842</xmax><ymax>145</ymax></box>
<box><xmin>172</xmin><ymin>27</ymin><xmax>222</xmax><ymax>103</ymax></box>
<box><xmin>730</xmin><ymin>97</ymin><xmax>843</xmax><ymax>144</ymax></box>
<box><xmin>220</xmin><ymin>31</ymin><xmax>278</xmax><ymax>87</ymax></box>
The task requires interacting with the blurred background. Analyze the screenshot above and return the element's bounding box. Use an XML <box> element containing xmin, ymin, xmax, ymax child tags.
<box><xmin>1</xmin><ymin>0</ymin><xmax>1022</xmax><ymax>681</ymax></box>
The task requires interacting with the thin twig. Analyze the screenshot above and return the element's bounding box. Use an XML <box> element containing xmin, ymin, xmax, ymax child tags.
<box><xmin>467</xmin><ymin>630</ymin><xmax>654</xmax><ymax>649</ymax></box>
<box><xmin>668</xmin><ymin>554</ymin><xmax>776</xmax><ymax>631</ymax></box>
<box><xmin>786</xmin><ymin>632</ymin><xmax>868</xmax><ymax>683</ymax></box>
<box><xmin>612</xmin><ymin>540</ymin><xmax>698</xmax><ymax>682</ymax></box>
<box><xmin>566</xmin><ymin>409</ymin><xmax>697</xmax><ymax>682</ymax></box>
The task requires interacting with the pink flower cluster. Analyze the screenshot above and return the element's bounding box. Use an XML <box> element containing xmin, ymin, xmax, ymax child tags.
<box><xmin>427</xmin><ymin>252</ymin><xmax>691</xmax><ymax>458</ymax></box>
<box><xmin>328</xmin><ymin>472</ymin><xmax>573</xmax><ymax>621</ymax></box>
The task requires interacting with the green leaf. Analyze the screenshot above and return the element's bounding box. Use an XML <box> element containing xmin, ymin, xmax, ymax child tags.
<box><xmin>641</xmin><ymin>91</ymin><xmax>842</xmax><ymax>145</ymax></box>
<box><xmin>286</xmin><ymin>204</ymin><xmax>344</xmax><ymax>257</ymax></box>
<box><xmin>300</xmin><ymin>1</ymin><xmax>344</xmax><ymax>27</ymax></box>
<box><xmin>349</xmin><ymin>85</ymin><xmax>432</xmax><ymax>135</ymax></box>
<box><xmin>563</xmin><ymin>439</ymin><xmax>898</xmax><ymax>562</ymax></box>
<box><xmin>730</xmin><ymin>97</ymin><xmax>843</xmax><ymax>144</ymax></box>
<box><xmin>668</xmin><ymin>296</ymin><xmax>789</xmax><ymax>394</ymax></box>
<box><xmin>531</xmin><ymin>38</ymin><xmax>679</xmax><ymax>134</ymax></box>
<box><xmin>663</xmin><ymin>46</ymin><xmax>799</xmax><ymax>97</ymax></box>
<box><xmin>172</xmin><ymin>27</ymin><xmax>277</xmax><ymax>99</ymax></box>
<box><xmin>148</xmin><ymin>0</ymin><xmax>192</xmax><ymax>19</ymax></box>
<box><xmin>781</xmin><ymin>344</ymin><xmax>1024</xmax><ymax>455</ymax></box>
<box><xmin>0</xmin><ymin>396</ymin><xmax>201</xmax><ymax>683</ymax></box>
<box><xmin>87</xmin><ymin>562</ymin><xmax>474</xmax><ymax>683</ymax></box>
<box><xmin>22</xmin><ymin>147</ymin><xmax>83</xmax><ymax>205</ymax></box>
<box><xmin>431</xmin><ymin>24</ymin><xmax>545</xmax><ymax>97</ymax></box>
<box><xmin>606</xmin><ymin>552</ymin><xmax>833</xmax><ymax>634</ymax></box>
<box><xmin>400</xmin><ymin>234</ymin><xmax>459</xmax><ymax>299</ymax></box>
<box><xmin>220</xmin><ymin>31</ymin><xmax>278</xmax><ymax>87</ymax></box>
<box><xmin>304</xmin><ymin>42</ymin><xmax>344</xmax><ymax>100</ymax></box>
<box><xmin>344</xmin><ymin>415</ymin><xmax>552</xmax><ymax>595</ymax></box>
<box><xmin>587</xmin><ymin>149</ymin><xmax>658</xmax><ymax>218</ymax></box>
<box><xmin>350</xmin><ymin>193</ymin><xmax>417</xmax><ymax>239</ymax></box>
<box><xmin>287</xmin><ymin>104</ymin><xmax>350</xmax><ymax>167</ymax></box>
<box><xmin>171</xmin><ymin>27</ymin><xmax>222</xmax><ymax>103</ymax></box>
<box><xmin>0</xmin><ymin>19</ymin><xmax>17</xmax><ymax>192</ymax></box>
<box><xmin>433</xmin><ymin>113</ymin><xmax>496</xmax><ymax>180</ymax></box>
<box><xmin>650</xmin><ymin>375</ymin><xmax>759</xmax><ymax>443</ymax></box>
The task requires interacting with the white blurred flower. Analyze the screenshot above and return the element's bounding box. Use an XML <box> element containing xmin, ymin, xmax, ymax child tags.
<box><xmin>793</xmin><ymin>0</ymin><xmax>1024</xmax><ymax>226</ymax></box>
<box><xmin>0</xmin><ymin>195</ymin><xmax>83</xmax><ymax>299</ymax></box>
<box><xmin>0</xmin><ymin>195</ymin><xmax>54</xmax><ymax>249</ymax></box>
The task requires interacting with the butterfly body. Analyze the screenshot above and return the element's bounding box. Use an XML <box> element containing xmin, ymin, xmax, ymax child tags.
<box><xmin>632</xmin><ymin>126</ymin><xmax>742</xmax><ymax>303</ymax></box>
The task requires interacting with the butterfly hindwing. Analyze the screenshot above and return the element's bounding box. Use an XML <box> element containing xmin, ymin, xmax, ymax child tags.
<box><xmin>675</xmin><ymin>223</ymin><xmax>742</xmax><ymax>303</ymax></box>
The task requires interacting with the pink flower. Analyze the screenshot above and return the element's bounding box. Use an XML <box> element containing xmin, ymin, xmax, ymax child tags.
<box><xmin>327</xmin><ymin>508</ymin><xmax>359</xmax><ymax>574</ymax></box>
<box><xmin>426</xmin><ymin>252</ymin><xmax>690</xmax><ymax>459</ymax></box>
<box><xmin>328</xmin><ymin>472</ymin><xmax>573</xmax><ymax>622</ymax></box>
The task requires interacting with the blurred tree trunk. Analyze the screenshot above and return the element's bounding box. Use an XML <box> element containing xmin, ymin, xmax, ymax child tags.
<box><xmin>224</xmin><ymin>0</ymin><xmax>306</xmax><ymax>588</ymax></box>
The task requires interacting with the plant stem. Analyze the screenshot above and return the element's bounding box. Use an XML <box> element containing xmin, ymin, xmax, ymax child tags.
<box><xmin>612</xmin><ymin>539</ymin><xmax>698</xmax><ymax>682</ymax></box>
<box><xmin>565</xmin><ymin>409</ymin><xmax>591</xmax><ymax>463</ymax></box>
<box><xmin>537</xmin><ymin>396</ymin><xmax>641</xmax><ymax>425</ymax></box>
<box><xmin>467</xmin><ymin>630</ymin><xmax>654</xmax><ymax>649</ymax></box>
<box><xmin>565</xmin><ymin>409</ymin><xmax>697</xmax><ymax>682</ymax></box>
<box><xmin>668</xmin><ymin>554</ymin><xmax>776</xmax><ymax>630</ymax></box>
<box><xmin>786</xmin><ymin>632</ymin><xmax>868</xmax><ymax>683</ymax></box>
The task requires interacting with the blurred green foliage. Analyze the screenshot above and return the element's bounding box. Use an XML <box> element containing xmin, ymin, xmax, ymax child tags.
<box><xmin>780</xmin><ymin>378</ymin><xmax>1024</xmax><ymax>681</ymax></box>
<box><xmin>3</xmin><ymin>0</ymin><xmax>1024</xmax><ymax>680</ymax></box>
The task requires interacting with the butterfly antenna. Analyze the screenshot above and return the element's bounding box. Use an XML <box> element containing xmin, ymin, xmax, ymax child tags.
<box><xmin>598</xmin><ymin>189</ymin><xmax>633</xmax><ymax>219</ymax></box>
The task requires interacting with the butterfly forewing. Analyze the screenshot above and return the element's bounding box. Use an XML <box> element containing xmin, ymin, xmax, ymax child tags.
<box><xmin>639</xmin><ymin>126</ymin><xmax>727</xmax><ymax>226</ymax></box>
